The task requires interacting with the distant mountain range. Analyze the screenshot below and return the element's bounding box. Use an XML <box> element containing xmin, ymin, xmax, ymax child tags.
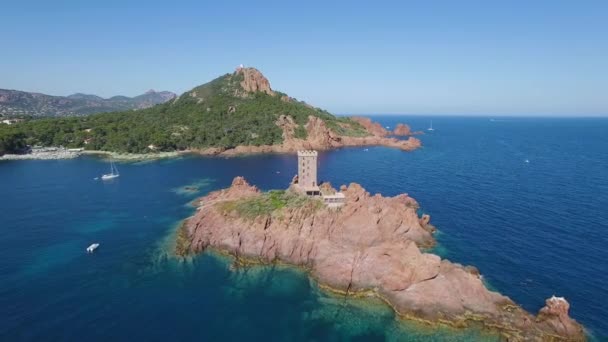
<box><xmin>0</xmin><ymin>89</ymin><xmax>176</xmax><ymax>117</ymax></box>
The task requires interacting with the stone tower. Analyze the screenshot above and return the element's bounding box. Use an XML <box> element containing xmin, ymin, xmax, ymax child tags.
<box><xmin>297</xmin><ymin>150</ymin><xmax>319</xmax><ymax>195</ymax></box>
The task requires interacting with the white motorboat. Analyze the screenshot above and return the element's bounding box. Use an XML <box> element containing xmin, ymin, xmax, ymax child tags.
<box><xmin>86</xmin><ymin>243</ymin><xmax>100</xmax><ymax>253</ymax></box>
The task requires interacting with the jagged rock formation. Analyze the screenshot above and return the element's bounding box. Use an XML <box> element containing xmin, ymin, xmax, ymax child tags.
<box><xmin>235</xmin><ymin>67</ymin><xmax>275</xmax><ymax>96</ymax></box>
<box><xmin>393</xmin><ymin>123</ymin><xmax>412</xmax><ymax>136</ymax></box>
<box><xmin>179</xmin><ymin>177</ymin><xmax>586</xmax><ymax>341</ymax></box>
<box><xmin>537</xmin><ymin>296</ymin><xmax>584</xmax><ymax>339</ymax></box>
<box><xmin>351</xmin><ymin>117</ymin><xmax>390</xmax><ymax>137</ymax></box>
<box><xmin>0</xmin><ymin>88</ymin><xmax>176</xmax><ymax>117</ymax></box>
<box><xmin>346</xmin><ymin>118</ymin><xmax>420</xmax><ymax>137</ymax></box>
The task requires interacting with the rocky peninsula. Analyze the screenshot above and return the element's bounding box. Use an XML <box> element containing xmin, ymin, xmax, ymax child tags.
<box><xmin>177</xmin><ymin>177</ymin><xmax>585</xmax><ymax>341</ymax></box>
<box><xmin>195</xmin><ymin>115</ymin><xmax>421</xmax><ymax>156</ymax></box>
<box><xmin>0</xmin><ymin>147</ymin><xmax>82</xmax><ymax>160</ymax></box>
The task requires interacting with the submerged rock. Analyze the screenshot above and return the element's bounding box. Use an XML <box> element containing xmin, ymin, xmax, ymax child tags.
<box><xmin>179</xmin><ymin>177</ymin><xmax>585</xmax><ymax>341</ymax></box>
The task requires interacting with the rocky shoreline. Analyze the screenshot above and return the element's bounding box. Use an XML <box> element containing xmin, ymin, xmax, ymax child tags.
<box><xmin>177</xmin><ymin>177</ymin><xmax>586</xmax><ymax>341</ymax></box>
<box><xmin>0</xmin><ymin>147</ymin><xmax>81</xmax><ymax>160</ymax></box>
<box><xmin>0</xmin><ymin>148</ymin><xmax>182</xmax><ymax>161</ymax></box>
<box><xmin>80</xmin><ymin>150</ymin><xmax>182</xmax><ymax>161</ymax></box>
<box><xmin>1</xmin><ymin>116</ymin><xmax>422</xmax><ymax>161</ymax></box>
<box><xmin>194</xmin><ymin>115</ymin><xmax>421</xmax><ymax>156</ymax></box>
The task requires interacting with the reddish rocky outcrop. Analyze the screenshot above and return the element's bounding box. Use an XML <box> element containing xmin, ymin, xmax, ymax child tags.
<box><xmin>275</xmin><ymin>114</ymin><xmax>297</xmax><ymax>139</ymax></box>
<box><xmin>235</xmin><ymin>67</ymin><xmax>275</xmax><ymax>96</ymax></box>
<box><xmin>179</xmin><ymin>178</ymin><xmax>586</xmax><ymax>341</ymax></box>
<box><xmin>536</xmin><ymin>296</ymin><xmax>584</xmax><ymax>339</ymax></box>
<box><xmin>196</xmin><ymin>115</ymin><xmax>421</xmax><ymax>156</ymax></box>
<box><xmin>351</xmin><ymin>117</ymin><xmax>389</xmax><ymax>137</ymax></box>
<box><xmin>393</xmin><ymin>123</ymin><xmax>412</xmax><ymax>136</ymax></box>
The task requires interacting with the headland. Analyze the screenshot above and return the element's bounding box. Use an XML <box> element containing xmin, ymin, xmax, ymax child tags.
<box><xmin>0</xmin><ymin>67</ymin><xmax>421</xmax><ymax>159</ymax></box>
<box><xmin>176</xmin><ymin>151</ymin><xmax>586</xmax><ymax>341</ymax></box>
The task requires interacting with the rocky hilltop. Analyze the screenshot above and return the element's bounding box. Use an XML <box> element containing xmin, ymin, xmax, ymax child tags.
<box><xmin>2</xmin><ymin>66</ymin><xmax>421</xmax><ymax>155</ymax></box>
<box><xmin>188</xmin><ymin>67</ymin><xmax>421</xmax><ymax>156</ymax></box>
<box><xmin>178</xmin><ymin>177</ymin><xmax>585</xmax><ymax>341</ymax></box>
<box><xmin>0</xmin><ymin>88</ymin><xmax>176</xmax><ymax>117</ymax></box>
<box><xmin>236</xmin><ymin>67</ymin><xmax>275</xmax><ymax>95</ymax></box>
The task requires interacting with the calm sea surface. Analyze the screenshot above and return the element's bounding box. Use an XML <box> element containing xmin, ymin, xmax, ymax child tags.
<box><xmin>1</xmin><ymin>116</ymin><xmax>607</xmax><ymax>341</ymax></box>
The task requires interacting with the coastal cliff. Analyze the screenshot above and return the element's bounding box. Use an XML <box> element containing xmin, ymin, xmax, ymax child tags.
<box><xmin>178</xmin><ymin>177</ymin><xmax>585</xmax><ymax>341</ymax></box>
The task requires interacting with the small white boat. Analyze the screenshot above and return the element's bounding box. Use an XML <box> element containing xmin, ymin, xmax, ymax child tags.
<box><xmin>427</xmin><ymin>120</ymin><xmax>434</xmax><ymax>131</ymax></box>
<box><xmin>101</xmin><ymin>160</ymin><xmax>119</xmax><ymax>180</ymax></box>
<box><xmin>525</xmin><ymin>159</ymin><xmax>530</xmax><ymax>163</ymax></box>
<box><xmin>363</xmin><ymin>148</ymin><xmax>369</xmax><ymax>152</ymax></box>
<box><xmin>86</xmin><ymin>243</ymin><xmax>100</xmax><ymax>253</ymax></box>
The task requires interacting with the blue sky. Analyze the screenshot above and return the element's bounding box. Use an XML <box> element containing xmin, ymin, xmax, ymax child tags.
<box><xmin>1</xmin><ymin>0</ymin><xmax>607</xmax><ymax>115</ymax></box>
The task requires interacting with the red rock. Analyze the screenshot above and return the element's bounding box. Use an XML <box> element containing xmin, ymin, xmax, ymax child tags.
<box><xmin>419</xmin><ymin>214</ymin><xmax>431</xmax><ymax>226</ymax></box>
<box><xmin>235</xmin><ymin>67</ymin><xmax>275</xmax><ymax>96</ymax></box>
<box><xmin>393</xmin><ymin>123</ymin><xmax>412</xmax><ymax>136</ymax></box>
<box><xmin>351</xmin><ymin>117</ymin><xmax>389</xmax><ymax>137</ymax></box>
<box><xmin>180</xmin><ymin>178</ymin><xmax>586</xmax><ymax>341</ymax></box>
<box><xmin>537</xmin><ymin>296</ymin><xmax>584</xmax><ymax>339</ymax></box>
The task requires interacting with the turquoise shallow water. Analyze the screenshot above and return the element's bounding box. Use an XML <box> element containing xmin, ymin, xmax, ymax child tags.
<box><xmin>1</xmin><ymin>116</ymin><xmax>607</xmax><ymax>341</ymax></box>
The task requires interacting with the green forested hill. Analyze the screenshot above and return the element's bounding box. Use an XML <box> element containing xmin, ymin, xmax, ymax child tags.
<box><xmin>0</xmin><ymin>68</ymin><xmax>366</xmax><ymax>154</ymax></box>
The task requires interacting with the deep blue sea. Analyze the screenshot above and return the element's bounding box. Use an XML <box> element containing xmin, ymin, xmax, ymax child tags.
<box><xmin>1</xmin><ymin>116</ymin><xmax>607</xmax><ymax>341</ymax></box>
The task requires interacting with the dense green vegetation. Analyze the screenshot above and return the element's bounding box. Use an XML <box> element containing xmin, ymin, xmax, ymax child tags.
<box><xmin>219</xmin><ymin>190</ymin><xmax>323</xmax><ymax>219</ymax></box>
<box><xmin>294</xmin><ymin>125</ymin><xmax>308</xmax><ymax>139</ymax></box>
<box><xmin>0</xmin><ymin>125</ymin><xmax>27</xmax><ymax>154</ymax></box>
<box><xmin>0</xmin><ymin>71</ymin><xmax>367</xmax><ymax>154</ymax></box>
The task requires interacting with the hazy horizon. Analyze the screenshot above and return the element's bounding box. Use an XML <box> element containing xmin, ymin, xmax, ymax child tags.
<box><xmin>2</xmin><ymin>1</ymin><xmax>607</xmax><ymax>116</ymax></box>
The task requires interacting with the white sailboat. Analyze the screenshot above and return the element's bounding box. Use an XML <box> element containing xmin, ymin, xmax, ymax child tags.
<box><xmin>427</xmin><ymin>120</ymin><xmax>434</xmax><ymax>131</ymax></box>
<box><xmin>101</xmin><ymin>160</ymin><xmax>119</xmax><ymax>180</ymax></box>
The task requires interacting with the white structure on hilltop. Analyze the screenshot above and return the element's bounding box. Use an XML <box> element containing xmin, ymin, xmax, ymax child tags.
<box><xmin>2</xmin><ymin>119</ymin><xmax>21</xmax><ymax>125</ymax></box>
<box><xmin>297</xmin><ymin>150</ymin><xmax>320</xmax><ymax>196</ymax></box>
